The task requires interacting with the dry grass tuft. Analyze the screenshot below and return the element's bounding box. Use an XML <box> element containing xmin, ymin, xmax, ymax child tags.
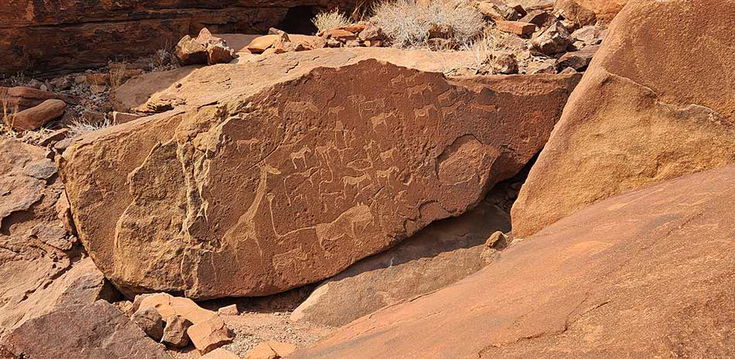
<box><xmin>466</xmin><ymin>32</ymin><xmax>511</xmax><ymax>69</ymax></box>
<box><xmin>67</xmin><ymin>116</ymin><xmax>114</xmax><ymax>138</ymax></box>
<box><xmin>371</xmin><ymin>0</ymin><xmax>483</xmax><ymax>48</ymax></box>
<box><xmin>312</xmin><ymin>9</ymin><xmax>352</xmax><ymax>33</ymax></box>
<box><xmin>109</xmin><ymin>63</ymin><xmax>128</xmax><ymax>89</ymax></box>
<box><xmin>1</xmin><ymin>99</ymin><xmax>19</xmax><ymax>135</ymax></box>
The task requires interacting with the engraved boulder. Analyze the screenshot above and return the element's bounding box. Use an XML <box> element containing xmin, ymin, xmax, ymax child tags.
<box><xmin>59</xmin><ymin>55</ymin><xmax>580</xmax><ymax>299</ymax></box>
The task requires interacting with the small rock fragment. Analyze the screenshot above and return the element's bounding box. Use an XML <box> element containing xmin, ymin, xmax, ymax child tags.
<box><xmin>131</xmin><ymin>306</ymin><xmax>165</xmax><ymax>341</ymax></box>
<box><xmin>495</xmin><ymin>21</ymin><xmax>536</xmax><ymax>36</ymax></box>
<box><xmin>556</xmin><ymin>45</ymin><xmax>599</xmax><ymax>71</ymax></box>
<box><xmin>38</xmin><ymin>128</ymin><xmax>69</xmax><ymax>146</ymax></box>
<box><xmin>187</xmin><ymin>316</ymin><xmax>233</xmax><ymax>354</ymax></box>
<box><xmin>531</xmin><ymin>21</ymin><xmax>573</xmax><ymax>55</ymax></box>
<box><xmin>247</xmin><ymin>35</ymin><xmax>278</xmax><ymax>53</ymax></box>
<box><xmin>520</xmin><ymin>10</ymin><xmax>555</xmax><ymax>27</ymax></box>
<box><xmin>202</xmin><ymin>348</ymin><xmax>241</xmax><ymax>359</ymax></box>
<box><xmin>487</xmin><ymin>52</ymin><xmax>519</xmax><ymax>74</ymax></box>
<box><xmin>218</xmin><ymin>304</ymin><xmax>239</xmax><ymax>316</ymax></box>
<box><xmin>245</xmin><ymin>341</ymin><xmax>297</xmax><ymax>359</ymax></box>
<box><xmin>358</xmin><ymin>24</ymin><xmax>386</xmax><ymax>42</ymax></box>
<box><xmin>161</xmin><ymin>315</ymin><xmax>192</xmax><ymax>348</ymax></box>
<box><xmin>554</xmin><ymin>0</ymin><xmax>597</xmax><ymax>27</ymax></box>
<box><xmin>111</xmin><ymin>111</ymin><xmax>141</xmax><ymax>124</ymax></box>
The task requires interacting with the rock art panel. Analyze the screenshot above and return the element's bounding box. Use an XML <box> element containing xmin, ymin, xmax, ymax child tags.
<box><xmin>60</xmin><ymin>59</ymin><xmax>580</xmax><ymax>299</ymax></box>
<box><xmin>291</xmin><ymin>164</ymin><xmax>735</xmax><ymax>359</ymax></box>
<box><xmin>511</xmin><ymin>0</ymin><xmax>735</xmax><ymax>237</ymax></box>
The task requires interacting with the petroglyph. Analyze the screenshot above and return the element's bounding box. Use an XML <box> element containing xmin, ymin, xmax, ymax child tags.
<box><xmin>60</xmin><ymin>59</ymin><xmax>581</xmax><ymax>298</ymax></box>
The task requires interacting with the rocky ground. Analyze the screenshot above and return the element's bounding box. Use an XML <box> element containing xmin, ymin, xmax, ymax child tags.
<box><xmin>1</xmin><ymin>0</ymin><xmax>734</xmax><ymax>358</ymax></box>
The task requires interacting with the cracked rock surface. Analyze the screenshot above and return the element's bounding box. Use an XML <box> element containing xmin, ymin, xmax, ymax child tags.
<box><xmin>511</xmin><ymin>0</ymin><xmax>735</xmax><ymax>237</ymax></box>
<box><xmin>59</xmin><ymin>55</ymin><xmax>580</xmax><ymax>299</ymax></box>
<box><xmin>0</xmin><ymin>138</ymin><xmax>111</xmax><ymax>339</ymax></box>
<box><xmin>290</xmin><ymin>163</ymin><xmax>735</xmax><ymax>359</ymax></box>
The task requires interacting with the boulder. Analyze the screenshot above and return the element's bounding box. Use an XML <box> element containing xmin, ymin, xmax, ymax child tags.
<box><xmin>1</xmin><ymin>86</ymin><xmax>60</xmax><ymax>111</ymax></box>
<box><xmin>59</xmin><ymin>50</ymin><xmax>581</xmax><ymax>299</ymax></box>
<box><xmin>291</xmin><ymin>164</ymin><xmax>735</xmax><ymax>358</ymax></box>
<box><xmin>512</xmin><ymin>0</ymin><xmax>735</xmax><ymax>237</ymax></box>
<box><xmin>292</xmin><ymin>196</ymin><xmax>510</xmax><ymax>327</ymax></box>
<box><xmin>1</xmin><ymin>301</ymin><xmax>172</xmax><ymax>359</ymax></box>
<box><xmin>7</xmin><ymin>99</ymin><xmax>66</xmax><ymax>131</ymax></box>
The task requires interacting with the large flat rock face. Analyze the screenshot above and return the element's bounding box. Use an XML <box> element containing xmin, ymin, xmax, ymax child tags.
<box><xmin>0</xmin><ymin>138</ymin><xmax>109</xmax><ymax>338</ymax></box>
<box><xmin>511</xmin><ymin>0</ymin><xmax>735</xmax><ymax>237</ymax></box>
<box><xmin>59</xmin><ymin>59</ymin><xmax>580</xmax><ymax>299</ymax></box>
<box><xmin>0</xmin><ymin>0</ymin><xmax>356</xmax><ymax>75</ymax></box>
<box><xmin>291</xmin><ymin>165</ymin><xmax>735</xmax><ymax>359</ymax></box>
<box><xmin>2</xmin><ymin>301</ymin><xmax>172</xmax><ymax>359</ymax></box>
<box><xmin>291</xmin><ymin>195</ymin><xmax>511</xmax><ymax>327</ymax></box>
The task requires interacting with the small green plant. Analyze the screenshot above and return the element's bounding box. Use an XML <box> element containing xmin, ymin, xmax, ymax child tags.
<box><xmin>371</xmin><ymin>0</ymin><xmax>484</xmax><ymax>48</ymax></box>
<box><xmin>312</xmin><ymin>9</ymin><xmax>352</xmax><ymax>33</ymax></box>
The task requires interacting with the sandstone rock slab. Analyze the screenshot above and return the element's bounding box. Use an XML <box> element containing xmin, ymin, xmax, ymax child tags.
<box><xmin>1</xmin><ymin>301</ymin><xmax>172</xmax><ymax>359</ymax></box>
<box><xmin>512</xmin><ymin>0</ymin><xmax>735</xmax><ymax>237</ymax></box>
<box><xmin>60</xmin><ymin>55</ymin><xmax>580</xmax><ymax>299</ymax></box>
<box><xmin>0</xmin><ymin>138</ymin><xmax>109</xmax><ymax>337</ymax></box>
<box><xmin>291</xmin><ymin>196</ymin><xmax>510</xmax><ymax>327</ymax></box>
<box><xmin>291</xmin><ymin>164</ymin><xmax>735</xmax><ymax>359</ymax></box>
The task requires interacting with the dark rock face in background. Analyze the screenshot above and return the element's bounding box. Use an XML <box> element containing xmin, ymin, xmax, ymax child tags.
<box><xmin>0</xmin><ymin>0</ymin><xmax>357</xmax><ymax>75</ymax></box>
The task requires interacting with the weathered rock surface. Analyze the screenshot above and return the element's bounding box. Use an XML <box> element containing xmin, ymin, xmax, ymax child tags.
<box><xmin>60</xmin><ymin>52</ymin><xmax>580</xmax><ymax>299</ymax></box>
<box><xmin>161</xmin><ymin>315</ymin><xmax>192</xmax><ymax>348</ymax></box>
<box><xmin>291</xmin><ymin>196</ymin><xmax>510</xmax><ymax>327</ymax></box>
<box><xmin>0</xmin><ymin>0</ymin><xmax>361</xmax><ymax>75</ymax></box>
<box><xmin>8</xmin><ymin>99</ymin><xmax>67</xmax><ymax>131</ymax></box>
<box><xmin>1</xmin><ymin>301</ymin><xmax>172</xmax><ymax>359</ymax></box>
<box><xmin>0</xmin><ymin>138</ymin><xmax>113</xmax><ymax>338</ymax></box>
<box><xmin>512</xmin><ymin>0</ymin><xmax>735</xmax><ymax>237</ymax></box>
<box><xmin>132</xmin><ymin>306</ymin><xmax>165</xmax><ymax>341</ymax></box>
<box><xmin>291</xmin><ymin>164</ymin><xmax>735</xmax><ymax>359</ymax></box>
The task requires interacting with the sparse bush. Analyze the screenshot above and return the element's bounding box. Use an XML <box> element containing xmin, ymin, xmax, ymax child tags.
<box><xmin>1</xmin><ymin>98</ymin><xmax>20</xmax><ymax>135</ymax></box>
<box><xmin>466</xmin><ymin>32</ymin><xmax>511</xmax><ymax>70</ymax></box>
<box><xmin>312</xmin><ymin>10</ymin><xmax>351</xmax><ymax>33</ymax></box>
<box><xmin>372</xmin><ymin>0</ymin><xmax>484</xmax><ymax>48</ymax></box>
<box><xmin>109</xmin><ymin>63</ymin><xmax>127</xmax><ymax>88</ymax></box>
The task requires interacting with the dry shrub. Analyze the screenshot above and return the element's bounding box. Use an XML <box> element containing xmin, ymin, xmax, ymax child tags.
<box><xmin>109</xmin><ymin>63</ymin><xmax>127</xmax><ymax>88</ymax></box>
<box><xmin>312</xmin><ymin>9</ymin><xmax>351</xmax><ymax>33</ymax></box>
<box><xmin>372</xmin><ymin>0</ymin><xmax>484</xmax><ymax>48</ymax></box>
<box><xmin>1</xmin><ymin>99</ymin><xmax>18</xmax><ymax>135</ymax></box>
<box><xmin>466</xmin><ymin>32</ymin><xmax>511</xmax><ymax>69</ymax></box>
<box><xmin>67</xmin><ymin>116</ymin><xmax>114</xmax><ymax>138</ymax></box>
